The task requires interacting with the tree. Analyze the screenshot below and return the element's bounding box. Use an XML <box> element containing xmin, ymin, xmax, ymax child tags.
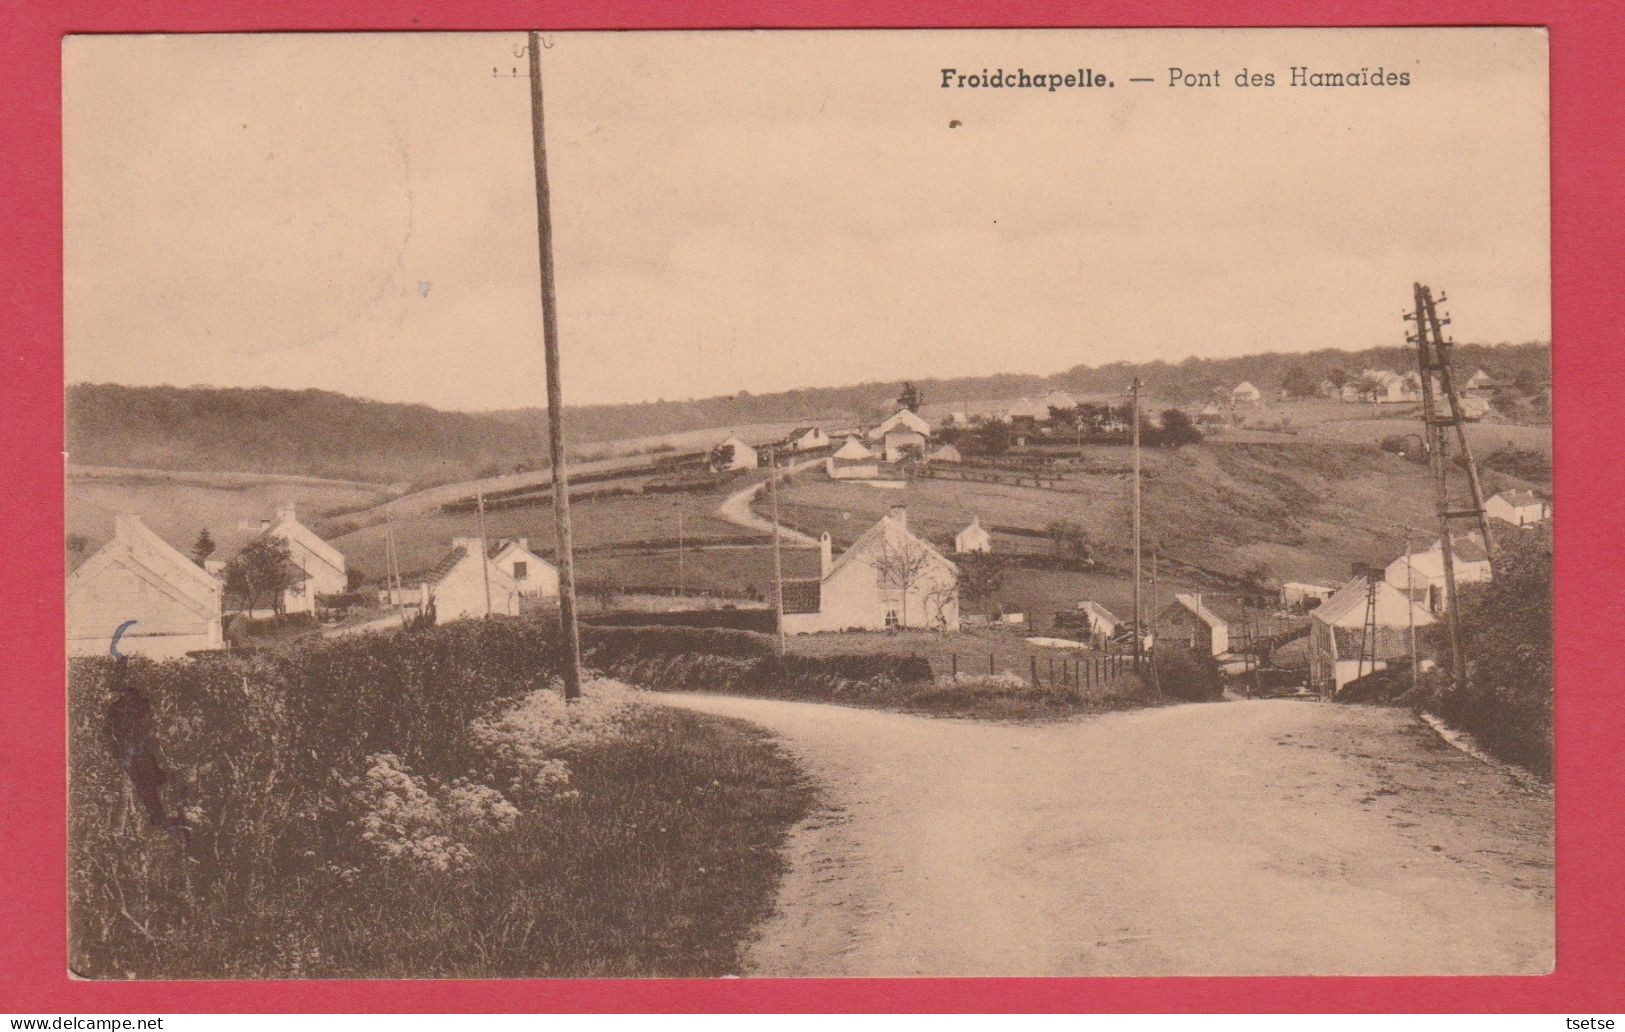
<box><xmin>1328</xmin><ymin>367</ymin><xmax>1349</xmax><ymax>388</ymax></box>
<box><xmin>1046</xmin><ymin>520</ymin><xmax>1094</xmax><ymax>566</ymax></box>
<box><xmin>1238</xmin><ymin>560</ymin><xmax>1275</xmax><ymax>606</ymax></box>
<box><xmin>871</xmin><ymin>533</ymin><xmax>936</xmax><ymax>629</ymax></box>
<box><xmin>978</xmin><ymin>420</ymin><xmax>1011</xmax><ymax>455</ymax></box>
<box><xmin>708</xmin><ymin>442</ymin><xmax>736</xmax><ymax>472</ymax></box>
<box><xmin>1281</xmin><ymin>365</ymin><xmax>1317</xmax><ymax>399</ymax></box>
<box><xmin>956</xmin><ymin>552</ymin><xmax>1006</xmax><ymax>618</ymax></box>
<box><xmin>1157</xmin><ymin>408</ymin><xmax>1203</xmax><ymax>448</ymax></box>
<box><xmin>223</xmin><ymin>536</ymin><xmax>295</xmax><ymax>615</ymax></box>
<box><xmin>191</xmin><ymin>528</ymin><xmax>216</xmax><ymax>565</ymax></box>
<box><xmin>897</xmin><ymin>382</ymin><xmax>924</xmax><ymax>413</ymax></box>
<box><xmin>346</xmin><ymin>566</ymin><xmax>366</xmax><ymax>592</ymax></box>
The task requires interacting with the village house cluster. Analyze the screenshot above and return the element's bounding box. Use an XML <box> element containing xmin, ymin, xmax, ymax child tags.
<box><xmin>67</xmin><ymin>503</ymin><xmax>562</xmax><ymax>658</ymax></box>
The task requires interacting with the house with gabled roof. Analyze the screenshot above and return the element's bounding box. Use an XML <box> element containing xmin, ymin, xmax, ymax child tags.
<box><xmin>487</xmin><ymin>537</ymin><xmax>559</xmax><ymax>598</ymax></box>
<box><xmin>1074</xmin><ymin>600</ymin><xmax>1122</xmax><ymax>646</ymax></box>
<box><xmin>866</xmin><ymin>409</ymin><xmax>932</xmax><ymax>441</ymax></box>
<box><xmin>711</xmin><ymin>434</ymin><xmax>758</xmax><ymax>471</ymax></box>
<box><xmin>1309</xmin><ymin>574</ymin><xmax>1435</xmax><ymax>693</ymax></box>
<box><xmin>781</xmin><ymin>507</ymin><xmax>959</xmax><ymax>633</ymax></box>
<box><xmin>1384</xmin><ymin>533</ymin><xmax>1493</xmax><ymax>613</ymax></box>
<box><xmin>826</xmin><ymin>437</ymin><xmax>880</xmax><ymax>480</ymax></box>
<box><xmin>780</xmin><ymin>426</ymin><xmax>830</xmax><ymax>453</ymax></box>
<box><xmin>953</xmin><ymin>516</ymin><xmax>991</xmax><ymax>555</ymax></box>
<box><xmin>1156</xmin><ymin>592</ymin><xmax>1229</xmax><ymax>656</ymax></box>
<box><xmin>68</xmin><ymin>514</ymin><xmax>224</xmax><ymax>658</ymax></box>
<box><xmin>1229</xmin><ymin>382</ymin><xmax>1263</xmax><ymax>407</ymax></box>
<box><xmin>1485</xmin><ymin>490</ymin><xmax>1549</xmax><ymax>527</ymax></box>
<box><xmin>215</xmin><ymin>503</ymin><xmax>347</xmax><ymax>614</ymax></box>
<box><xmin>416</xmin><ymin>537</ymin><xmax>521</xmax><ymax>622</ymax></box>
<box><xmin>928</xmin><ymin>442</ymin><xmax>963</xmax><ymax>464</ymax></box>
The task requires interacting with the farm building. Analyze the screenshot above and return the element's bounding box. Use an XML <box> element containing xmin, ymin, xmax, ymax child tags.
<box><xmin>780</xmin><ymin>507</ymin><xmax>959</xmax><ymax>634</ymax></box>
<box><xmin>953</xmin><ymin>516</ymin><xmax>992</xmax><ymax>554</ymax></box>
<box><xmin>68</xmin><ymin>514</ymin><xmax>224</xmax><ymax>659</ymax></box>
<box><xmin>1229</xmin><ymin>382</ymin><xmax>1263</xmax><ymax>407</ymax></box>
<box><xmin>1074</xmin><ymin>600</ymin><xmax>1122</xmax><ymax>646</ymax></box>
<box><xmin>711</xmin><ymin>435</ymin><xmax>758</xmax><ymax>471</ymax></box>
<box><xmin>780</xmin><ymin>426</ymin><xmax>830</xmax><ymax>453</ymax></box>
<box><xmin>1157</xmin><ymin>593</ymin><xmax>1229</xmax><ymax>656</ymax></box>
<box><xmin>1485</xmin><ymin>490</ymin><xmax>1550</xmax><ymax>527</ymax></box>
<box><xmin>1280</xmin><ymin>581</ymin><xmax>1338</xmax><ymax>609</ymax></box>
<box><xmin>867</xmin><ymin>409</ymin><xmax>932</xmax><ymax>441</ymax></box>
<box><xmin>488</xmin><ymin>537</ymin><xmax>559</xmax><ymax>599</ymax></box>
<box><xmin>417</xmin><ymin>537</ymin><xmax>522</xmax><ymax>622</ymax></box>
<box><xmin>1384</xmin><ymin>534</ymin><xmax>1493</xmax><ymax>613</ymax></box>
<box><xmin>1197</xmin><ymin>402</ymin><xmax>1224</xmax><ymax>424</ymax></box>
<box><xmin>826</xmin><ymin>437</ymin><xmax>881</xmax><ymax>480</ymax></box>
<box><xmin>928</xmin><ymin>442</ymin><xmax>963</xmax><ymax>464</ymax></box>
<box><xmin>882</xmin><ymin>428</ymin><xmax>928</xmax><ymax>463</ymax></box>
<box><xmin>1308</xmin><ymin>574</ymin><xmax>1435</xmax><ymax>694</ymax></box>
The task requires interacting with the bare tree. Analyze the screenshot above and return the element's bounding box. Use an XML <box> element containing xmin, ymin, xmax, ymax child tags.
<box><xmin>871</xmin><ymin>532</ymin><xmax>936</xmax><ymax>629</ymax></box>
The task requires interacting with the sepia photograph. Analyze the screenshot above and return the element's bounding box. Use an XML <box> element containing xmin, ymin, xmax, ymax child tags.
<box><xmin>61</xmin><ymin>27</ymin><xmax>1553</xmax><ymax>980</ymax></box>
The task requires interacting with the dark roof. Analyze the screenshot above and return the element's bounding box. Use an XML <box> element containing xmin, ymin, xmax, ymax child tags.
<box><xmin>422</xmin><ymin>546</ymin><xmax>468</xmax><ymax>585</ymax></box>
<box><xmin>781</xmin><ymin>579</ymin><xmax>822</xmax><ymax>615</ymax></box>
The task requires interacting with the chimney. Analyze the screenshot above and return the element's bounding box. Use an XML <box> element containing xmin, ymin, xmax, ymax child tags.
<box><xmin>451</xmin><ymin>536</ymin><xmax>483</xmax><ymax>556</ymax></box>
<box><xmin>277</xmin><ymin>502</ymin><xmax>298</xmax><ymax>523</ymax></box>
<box><xmin>259</xmin><ymin>518</ymin><xmax>272</xmax><ymax>532</ymax></box>
<box><xmin>820</xmin><ymin>532</ymin><xmax>833</xmax><ymax>578</ymax></box>
<box><xmin>516</xmin><ymin>537</ymin><xmax>528</xmax><ymax>553</ymax></box>
<box><xmin>888</xmin><ymin>505</ymin><xmax>907</xmax><ymax>532</ymax></box>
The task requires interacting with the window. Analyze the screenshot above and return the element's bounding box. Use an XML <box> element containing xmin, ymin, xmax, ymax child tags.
<box><xmin>512</xmin><ymin>561</ymin><xmax>528</xmax><ymax>581</ymax></box>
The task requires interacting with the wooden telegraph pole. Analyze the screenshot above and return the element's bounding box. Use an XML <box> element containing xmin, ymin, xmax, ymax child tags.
<box><xmin>1405</xmin><ymin>525</ymin><xmax>1418</xmax><ymax>694</ymax></box>
<box><xmin>528</xmin><ymin>32</ymin><xmax>582</xmax><ymax>701</ymax></box>
<box><xmin>476</xmin><ymin>487</ymin><xmax>493</xmax><ymax>617</ymax></box>
<box><xmin>1130</xmin><ymin>377</ymin><xmax>1143</xmax><ymax>672</ymax></box>
<box><xmin>767</xmin><ymin>447</ymin><xmax>787</xmax><ymax>656</ymax></box>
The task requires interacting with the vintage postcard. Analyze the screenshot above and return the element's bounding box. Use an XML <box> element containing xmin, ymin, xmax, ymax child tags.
<box><xmin>63</xmin><ymin>28</ymin><xmax>1551</xmax><ymax>979</ymax></box>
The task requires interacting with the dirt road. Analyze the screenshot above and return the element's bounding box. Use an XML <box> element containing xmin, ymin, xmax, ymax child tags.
<box><xmin>660</xmin><ymin>694</ymin><xmax>1553</xmax><ymax>976</ymax></box>
<box><xmin>715</xmin><ymin>458</ymin><xmax>823</xmax><ymax>545</ymax></box>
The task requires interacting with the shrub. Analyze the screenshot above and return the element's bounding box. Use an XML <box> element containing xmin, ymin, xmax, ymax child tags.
<box><xmin>1152</xmin><ymin>647</ymin><xmax>1223</xmax><ymax>701</ymax></box>
<box><xmin>581</xmin><ymin>608</ymin><xmax>777</xmax><ymax>633</ymax></box>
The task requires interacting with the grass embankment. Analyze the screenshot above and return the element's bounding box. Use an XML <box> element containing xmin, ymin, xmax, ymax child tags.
<box><xmin>69</xmin><ymin>621</ymin><xmax>812</xmax><ymax>978</ymax></box>
<box><xmin>584</xmin><ymin>624</ymin><xmax>1218</xmax><ymax>720</ymax></box>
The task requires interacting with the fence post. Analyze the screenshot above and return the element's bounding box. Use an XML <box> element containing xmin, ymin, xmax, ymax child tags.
<box><xmin>952</xmin><ymin>653</ymin><xmax>958</xmax><ymax>677</ymax></box>
<box><xmin>1030</xmin><ymin>655</ymin><xmax>1040</xmax><ymax>687</ymax></box>
<box><xmin>1049</xmin><ymin>655</ymin><xmax>1055</xmax><ymax>682</ymax></box>
<box><xmin>989</xmin><ymin>653</ymin><xmax>995</xmax><ymax>675</ymax></box>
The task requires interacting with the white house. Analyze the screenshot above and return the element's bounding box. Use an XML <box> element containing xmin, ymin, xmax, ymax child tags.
<box><xmin>1384</xmin><ymin>534</ymin><xmax>1493</xmax><ymax>613</ymax></box>
<box><xmin>827</xmin><ymin>437</ymin><xmax>880</xmax><ymax>480</ymax></box>
<box><xmin>1230</xmin><ymin>382</ymin><xmax>1263</xmax><ymax>407</ymax></box>
<box><xmin>712</xmin><ymin>435</ymin><xmax>758</xmax><ymax>471</ymax></box>
<box><xmin>1485</xmin><ymin>490</ymin><xmax>1550</xmax><ymax>527</ymax></box>
<box><xmin>1463</xmin><ymin>369</ymin><xmax>1499</xmax><ymax>397</ymax></box>
<box><xmin>221</xmin><ymin>503</ymin><xmax>348</xmax><ymax>614</ymax></box>
<box><xmin>867</xmin><ymin>409</ymin><xmax>932</xmax><ymax>441</ymax></box>
<box><xmin>882</xmin><ymin>428</ymin><xmax>928</xmax><ymax>463</ymax></box>
<box><xmin>780</xmin><ymin>426</ymin><xmax>830</xmax><ymax>453</ymax></box>
<box><xmin>1308</xmin><ymin>574</ymin><xmax>1435</xmax><ymax>693</ymax></box>
<box><xmin>953</xmin><ymin>516</ymin><xmax>992</xmax><ymax>554</ymax></box>
<box><xmin>487</xmin><ymin>537</ymin><xmax>559</xmax><ymax>599</ymax></box>
<box><xmin>781</xmin><ymin>507</ymin><xmax>960</xmax><ymax>633</ymax></box>
<box><xmin>68</xmin><ymin>514</ymin><xmax>224</xmax><ymax>659</ymax></box>
<box><xmin>1157</xmin><ymin>593</ymin><xmax>1229</xmax><ymax>656</ymax></box>
<box><xmin>418</xmin><ymin>537</ymin><xmax>522</xmax><ymax>622</ymax></box>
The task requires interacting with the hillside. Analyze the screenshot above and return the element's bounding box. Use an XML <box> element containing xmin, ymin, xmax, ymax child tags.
<box><xmin>65</xmin><ymin>342</ymin><xmax>1548</xmax><ymax>484</ymax></box>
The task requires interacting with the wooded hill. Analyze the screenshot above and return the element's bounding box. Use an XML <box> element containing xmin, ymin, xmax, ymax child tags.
<box><xmin>67</xmin><ymin>341</ymin><xmax>1548</xmax><ymax>483</ymax></box>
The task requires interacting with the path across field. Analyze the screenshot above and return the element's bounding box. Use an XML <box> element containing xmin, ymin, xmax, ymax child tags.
<box><xmin>659</xmin><ymin>694</ymin><xmax>1553</xmax><ymax>976</ymax></box>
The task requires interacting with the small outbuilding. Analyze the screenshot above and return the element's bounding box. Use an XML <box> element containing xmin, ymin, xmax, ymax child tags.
<box><xmin>1157</xmin><ymin>592</ymin><xmax>1229</xmax><ymax>656</ymax></box>
<box><xmin>953</xmin><ymin>516</ymin><xmax>992</xmax><ymax>555</ymax></box>
<box><xmin>1485</xmin><ymin>490</ymin><xmax>1549</xmax><ymax>527</ymax></box>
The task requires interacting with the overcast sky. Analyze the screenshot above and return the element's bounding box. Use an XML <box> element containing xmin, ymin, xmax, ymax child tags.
<box><xmin>63</xmin><ymin>29</ymin><xmax>1549</xmax><ymax>411</ymax></box>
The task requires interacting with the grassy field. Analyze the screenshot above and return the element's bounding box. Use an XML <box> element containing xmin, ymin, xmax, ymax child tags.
<box><xmin>66</xmin><ymin>466</ymin><xmax>392</xmax><ymax>560</ymax></box>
